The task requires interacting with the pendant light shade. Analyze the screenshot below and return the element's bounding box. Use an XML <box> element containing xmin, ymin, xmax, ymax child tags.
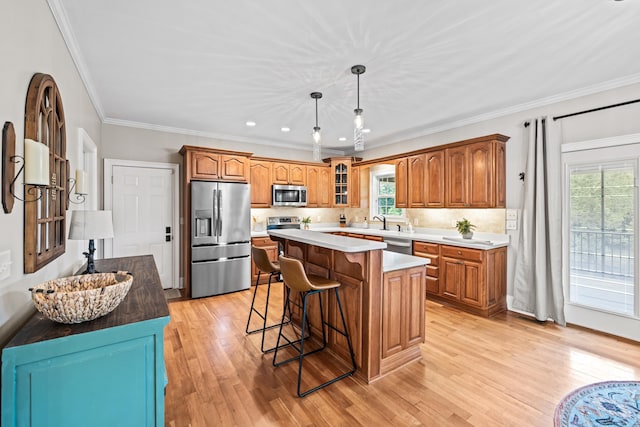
<box><xmin>310</xmin><ymin>92</ymin><xmax>322</xmax><ymax>161</ymax></box>
<box><xmin>351</xmin><ymin>65</ymin><xmax>366</xmax><ymax>151</ymax></box>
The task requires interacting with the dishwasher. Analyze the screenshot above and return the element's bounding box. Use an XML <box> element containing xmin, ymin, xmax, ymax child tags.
<box><xmin>383</xmin><ymin>237</ymin><xmax>413</xmax><ymax>255</ymax></box>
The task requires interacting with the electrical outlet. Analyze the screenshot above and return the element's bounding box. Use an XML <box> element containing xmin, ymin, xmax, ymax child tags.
<box><xmin>316</xmin><ymin>215</ymin><xmax>321</xmax><ymax>222</ymax></box>
<box><xmin>506</xmin><ymin>219</ymin><xmax>517</xmax><ymax>230</ymax></box>
<box><xmin>413</xmin><ymin>218</ymin><xmax>418</xmax><ymax>225</ymax></box>
<box><xmin>506</xmin><ymin>209</ymin><xmax>518</xmax><ymax>220</ymax></box>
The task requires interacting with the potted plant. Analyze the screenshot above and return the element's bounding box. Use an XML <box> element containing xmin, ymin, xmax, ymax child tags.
<box><xmin>455</xmin><ymin>218</ymin><xmax>476</xmax><ymax>239</ymax></box>
<box><xmin>301</xmin><ymin>216</ymin><xmax>311</xmax><ymax>230</ymax></box>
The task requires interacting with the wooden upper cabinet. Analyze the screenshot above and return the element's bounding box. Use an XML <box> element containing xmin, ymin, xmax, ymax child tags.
<box><xmin>350</xmin><ymin>166</ymin><xmax>360</xmax><ymax>208</ymax></box>
<box><xmin>182</xmin><ymin>146</ymin><xmax>250</xmax><ymax>182</ymax></box>
<box><xmin>191</xmin><ymin>151</ymin><xmax>221</xmax><ymax>180</ymax></box>
<box><xmin>272</xmin><ymin>162</ymin><xmax>306</xmax><ymax>185</ymax></box>
<box><xmin>306</xmin><ymin>166</ymin><xmax>319</xmax><ymax>207</ymax></box>
<box><xmin>220</xmin><ymin>155</ymin><xmax>250</xmax><ymax>181</ymax></box>
<box><xmin>425</xmin><ymin>150</ymin><xmax>445</xmax><ymax>207</ymax></box>
<box><xmin>318</xmin><ymin>167</ymin><xmax>331</xmax><ymax>207</ymax></box>
<box><xmin>307</xmin><ymin>165</ymin><xmax>331</xmax><ymax>208</ymax></box>
<box><xmin>395</xmin><ymin>158</ymin><xmax>408</xmax><ymax>208</ymax></box>
<box><xmin>408</xmin><ymin>154</ymin><xmax>426</xmax><ymax>208</ymax></box>
<box><xmin>467</xmin><ymin>141</ymin><xmax>495</xmax><ymax>207</ymax></box>
<box><xmin>272</xmin><ymin>162</ymin><xmax>290</xmax><ymax>184</ymax></box>
<box><xmin>250</xmin><ymin>160</ymin><xmax>272</xmax><ymax>208</ymax></box>
<box><xmin>445</xmin><ymin>145</ymin><xmax>468</xmax><ymax>207</ymax></box>
<box><xmin>289</xmin><ymin>164</ymin><xmax>306</xmax><ymax>185</ymax></box>
<box><xmin>445</xmin><ymin>139</ymin><xmax>502</xmax><ymax>208</ymax></box>
<box><xmin>495</xmin><ymin>141</ymin><xmax>506</xmax><ymax>208</ymax></box>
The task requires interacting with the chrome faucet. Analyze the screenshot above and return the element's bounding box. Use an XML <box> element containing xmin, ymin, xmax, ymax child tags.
<box><xmin>372</xmin><ymin>215</ymin><xmax>387</xmax><ymax>231</ymax></box>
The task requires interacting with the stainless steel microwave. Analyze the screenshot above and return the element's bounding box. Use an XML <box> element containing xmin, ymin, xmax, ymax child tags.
<box><xmin>272</xmin><ymin>185</ymin><xmax>307</xmax><ymax>207</ymax></box>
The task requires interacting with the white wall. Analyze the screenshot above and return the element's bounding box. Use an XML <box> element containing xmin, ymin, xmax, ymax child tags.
<box><xmin>101</xmin><ymin>124</ymin><xmax>320</xmax><ymax>164</ymax></box>
<box><xmin>0</xmin><ymin>0</ymin><xmax>101</xmax><ymax>342</ymax></box>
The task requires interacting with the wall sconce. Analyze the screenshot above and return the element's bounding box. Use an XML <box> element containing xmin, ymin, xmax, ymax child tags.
<box><xmin>2</xmin><ymin>123</ymin><xmax>51</xmax><ymax>213</ymax></box>
<box><xmin>68</xmin><ymin>169</ymin><xmax>88</xmax><ymax>204</ymax></box>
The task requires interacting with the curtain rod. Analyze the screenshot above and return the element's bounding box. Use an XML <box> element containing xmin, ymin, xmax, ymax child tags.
<box><xmin>552</xmin><ymin>98</ymin><xmax>640</xmax><ymax>121</ymax></box>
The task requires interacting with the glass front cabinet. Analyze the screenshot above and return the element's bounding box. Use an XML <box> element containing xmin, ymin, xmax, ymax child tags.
<box><xmin>329</xmin><ymin>157</ymin><xmax>353</xmax><ymax>207</ymax></box>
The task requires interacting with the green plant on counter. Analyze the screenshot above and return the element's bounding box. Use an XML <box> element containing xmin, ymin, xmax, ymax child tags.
<box><xmin>301</xmin><ymin>216</ymin><xmax>311</xmax><ymax>224</ymax></box>
<box><xmin>455</xmin><ymin>218</ymin><xmax>476</xmax><ymax>238</ymax></box>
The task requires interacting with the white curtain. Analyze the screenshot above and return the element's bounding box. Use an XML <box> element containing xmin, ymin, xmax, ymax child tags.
<box><xmin>512</xmin><ymin>117</ymin><xmax>565</xmax><ymax>325</ymax></box>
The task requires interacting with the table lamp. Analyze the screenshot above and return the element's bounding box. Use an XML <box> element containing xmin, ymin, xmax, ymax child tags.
<box><xmin>68</xmin><ymin>210</ymin><xmax>114</xmax><ymax>274</ymax></box>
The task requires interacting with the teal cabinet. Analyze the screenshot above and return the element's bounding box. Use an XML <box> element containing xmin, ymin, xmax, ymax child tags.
<box><xmin>2</xmin><ymin>256</ymin><xmax>170</xmax><ymax>427</ymax></box>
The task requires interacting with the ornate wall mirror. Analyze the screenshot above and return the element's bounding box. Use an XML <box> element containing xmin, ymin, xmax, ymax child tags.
<box><xmin>24</xmin><ymin>73</ymin><xmax>67</xmax><ymax>273</ymax></box>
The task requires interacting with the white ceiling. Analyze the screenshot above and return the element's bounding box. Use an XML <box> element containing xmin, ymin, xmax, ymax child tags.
<box><xmin>51</xmin><ymin>0</ymin><xmax>640</xmax><ymax>154</ymax></box>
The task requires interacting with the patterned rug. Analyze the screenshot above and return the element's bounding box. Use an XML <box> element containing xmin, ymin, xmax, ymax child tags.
<box><xmin>554</xmin><ymin>381</ymin><xmax>640</xmax><ymax>426</ymax></box>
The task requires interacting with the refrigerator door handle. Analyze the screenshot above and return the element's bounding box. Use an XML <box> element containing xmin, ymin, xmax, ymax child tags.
<box><xmin>212</xmin><ymin>188</ymin><xmax>218</xmax><ymax>237</ymax></box>
<box><xmin>217</xmin><ymin>190</ymin><xmax>223</xmax><ymax>236</ymax></box>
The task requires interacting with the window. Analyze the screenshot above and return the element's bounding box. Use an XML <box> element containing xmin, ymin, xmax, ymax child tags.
<box><xmin>568</xmin><ymin>160</ymin><xmax>635</xmax><ymax>315</ymax></box>
<box><xmin>370</xmin><ymin>165</ymin><xmax>404</xmax><ymax>219</ymax></box>
<box><xmin>562</xmin><ymin>139</ymin><xmax>640</xmax><ymax>340</ymax></box>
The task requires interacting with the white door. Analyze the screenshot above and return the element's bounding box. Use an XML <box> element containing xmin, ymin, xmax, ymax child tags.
<box><xmin>105</xmin><ymin>161</ymin><xmax>179</xmax><ymax>289</ymax></box>
<box><xmin>562</xmin><ymin>140</ymin><xmax>640</xmax><ymax>341</ymax></box>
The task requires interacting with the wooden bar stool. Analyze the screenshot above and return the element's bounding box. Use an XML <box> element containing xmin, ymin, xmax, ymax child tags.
<box><xmin>273</xmin><ymin>255</ymin><xmax>356</xmax><ymax>397</ymax></box>
<box><xmin>245</xmin><ymin>246</ymin><xmax>288</xmax><ymax>353</ymax></box>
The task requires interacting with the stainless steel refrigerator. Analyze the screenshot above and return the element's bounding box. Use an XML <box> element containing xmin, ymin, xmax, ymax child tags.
<box><xmin>191</xmin><ymin>180</ymin><xmax>251</xmax><ymax>298</ymax></box>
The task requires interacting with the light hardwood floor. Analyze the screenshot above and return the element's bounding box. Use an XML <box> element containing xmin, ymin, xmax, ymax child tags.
<box><xmin>164</xmin><ymin>282</ymin><xmax>640</xmax><ymax>426</ymax></box>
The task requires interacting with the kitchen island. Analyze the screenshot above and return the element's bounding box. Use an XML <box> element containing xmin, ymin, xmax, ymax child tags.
<box><xmin>268</xmin><ymin>229</ymin><xmax>429</xmax><ymax>383</ymax></box>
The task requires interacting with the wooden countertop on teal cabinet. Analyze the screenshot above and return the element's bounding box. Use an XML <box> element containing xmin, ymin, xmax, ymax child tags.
<box><xmin>5</xmin><ymin>255</ymin><xmax>170</xmax><ymax>348</ymax></box>
<box><xmin>2</xmin><ymin>255</ymin><xmax>171</xmax><ymax>427</ymax></box>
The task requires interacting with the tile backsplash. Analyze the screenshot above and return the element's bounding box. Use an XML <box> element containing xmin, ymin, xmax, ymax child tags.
<box><xmin>251</xmin><ymin>207</ymin><xmax>506</xmax><ymax>234</ymax></box>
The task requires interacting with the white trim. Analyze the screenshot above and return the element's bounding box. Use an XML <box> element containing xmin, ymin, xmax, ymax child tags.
<box><xmin>561</xmin><ymin>133</ymin><xmax>640</xmax><ymax>153</ymax></box>
<box><xmin>47</xmin><ymin>0</ymin><xmax>105</xmax><ymax>120</ymax></box>
<box><xmin>365</xmin><ymin>74</ymin><xmax>640</xmax><ymax>150</ymax></box>
<box><xmin>103</xmin><ymin>158</ymin><xmax>180</xmax><ymax>289</ymax></box>
<box><xmin>77</xmin><ymin>128</ymin><xmax>98</xmax><ymax>210</ymax></box>
<box><xmin>562</xmin><ymin>143</ymin><xmax>640</xmax><ymax>341</ymax></box>
<box><xmin>103</xmin><ymin>118</ymin><xmax>346</xmax><ymax>156</ymax></box>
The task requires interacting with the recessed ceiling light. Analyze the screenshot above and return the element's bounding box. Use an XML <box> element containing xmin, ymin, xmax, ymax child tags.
<box><xmin>362</xmin><ymin>128</ymin><xmax>371</xmax><ymax>133</ymax></box>
<box><xmin>338</xmin><ymin>137</ymin><xmax>347</xmax><ymax>142</ymax></box>
<box><xmin>246</xmin><ymin>121</ymin><xmax>256</xmax><ymax>127</ymax></box>
<box><xmin>281</xmin><ymin>127</ymin><xmax>290</xmax><ymax>132</ymax></box>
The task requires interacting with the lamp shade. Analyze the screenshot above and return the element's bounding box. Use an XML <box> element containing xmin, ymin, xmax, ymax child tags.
<box><xmin>68</xmin><ymin>210</ymin><xmax>114</xmax><ymax>240</ymax></box>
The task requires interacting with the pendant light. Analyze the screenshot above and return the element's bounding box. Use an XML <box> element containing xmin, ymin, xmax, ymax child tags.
<box><xmin>310</xmin><ymin>92</ymin><xmax>322</xmax><ymax>161</ymax></box>
<box><xmin>351</xmin><ymin>65</ymin><xmax>366</xmax><ymax>151</ymax></box>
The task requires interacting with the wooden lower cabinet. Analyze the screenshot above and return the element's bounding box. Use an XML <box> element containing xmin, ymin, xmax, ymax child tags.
<box><xmin>345</xmin><ymin>232</ymin><xmax>383</xmax><ymax>242</ymax></box>
<box><xmin>438</xmin><ymin>244</ymin><xmax>507</xmax><ymax>316</ymax></box>
<box><xmin>412</xmin><ymin>241</ymin><xmax>440</xmax><ymax>295</ymax></box>
<box><xmin>381</xmin><ymin>266</ymin><xmax>425</xmax><ymax>371</ymax></box>
<box><xmin>251</xmin><ymin>236</ymin><xmax>279</xmax><ymax>285</ymax></box>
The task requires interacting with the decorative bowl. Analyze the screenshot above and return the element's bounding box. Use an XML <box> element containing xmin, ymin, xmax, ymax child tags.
<box><xmin>29</xmin><ymin>271</ymin><xmax>133</xmax><ymax>324</ymax></box>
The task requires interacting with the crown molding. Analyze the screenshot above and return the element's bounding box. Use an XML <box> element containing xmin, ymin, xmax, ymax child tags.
<box><xmin>47</xmin><ymin>0</ymin><xmax>105</xmax><ymax>120</ymax></box>
<box><xmin>102</xmin><ymin>118</ymin><xmax>346</xmax><ymax>156</ymax></box>
<box><xmin>369</xmin><ymin>73</ymin><xmax>640</xmax><ymax>149</ymax></box>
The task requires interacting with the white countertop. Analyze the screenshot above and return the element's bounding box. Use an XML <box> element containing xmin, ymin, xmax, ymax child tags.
<box><xmin>267</xmin><ymin>229</ymin><xmax>386</xmax><ymax>252</ymax></box>
<box><xmin>383</xmin><ymin>251</ymin><xmax>430</xmax><ymax>273</ymax></box>
<box><xmin>256</xmin><ymin>226</ymin><xmax>509</xmax><ymax>250</ymax></box>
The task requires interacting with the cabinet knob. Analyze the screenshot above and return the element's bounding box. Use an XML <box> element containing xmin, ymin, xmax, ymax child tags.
<box><xmin>457</xmin><ymin>250</ymin><xmax>462</xmax><ymax>255</ymax></box>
